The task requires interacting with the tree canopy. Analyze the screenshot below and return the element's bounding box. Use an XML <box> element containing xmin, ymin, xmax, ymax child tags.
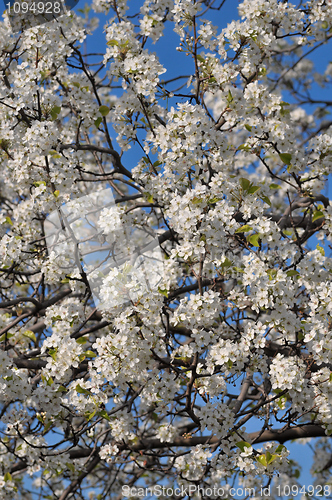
<box><xmin>1</xmin><ymin>0</ymin><xmax>332</xmax><ymax>498</ymax></box>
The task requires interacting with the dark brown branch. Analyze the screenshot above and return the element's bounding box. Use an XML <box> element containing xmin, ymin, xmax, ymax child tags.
<box><xmin>58</xmin><ymin>143</ymin><xmax>132</xmax><ymax>179</ymax></box>
<box><xmin>277</xmin><ymin>195</ymin><xmax>329</xmax><ymax>230</ymax></box>
<box><xmin>250</xmin><ymin>424</ymin><xmax>326</xmax><ymax>444</ymax></box>
<box><xmin>9</xmin><ymin>425</ymin><xmax>326</xmax><ymax>476</ymax></box>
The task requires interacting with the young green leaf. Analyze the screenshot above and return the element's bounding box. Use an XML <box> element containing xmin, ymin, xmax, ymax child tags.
<box><xmin>94</xmin><ymin>117</ymin><xmax>103</xmax><ymax>128</ymax></box>
<box><xmin>279</xmin><ymin>153</ymin><xmax>292</xmax><ymax>165</ymax></box>
<box><xmin>84</xmin><ymin>350</ymin><xmax>97</xmax><ymax>358</ymax></box>
<box><xmin>99</xmin><ymin>105</ymin><xmax>110</xmax><ymax>116</ymax></box>
<box><xmin>50</xmin><ymin>106</ymin><xmax>61</xmax><ymax>120</ymax></box>
<box><xmin>76</xmin><ymin>384</ymin><xmax>91</xmax><ymax>395</ymax></box>
<box><xmin>236</xmin><ymin>441</ymin><xmax>252</xmax><ymax>452</ymax></box>
<box><xmin>235</xmin><ymin>225</ymin><xmax>252</xmax><ymax>233</ymax></box>
<box><xmin>239</xmin><ymin>178</ymin><xmax>251</xmax><ymax>191</ymax></box>
<box><xmin>23</xmin><ymin>330</ymin><xmax>36</xmax><ymax>343</ymax></box>
<box><xmin>260</xmin><ymin>194</ymin><xmax>271</xmax><ymax>206</ymax></box>
<box><xmin>312</xmin><ymin>210</ymin><xmax>324</xmax><ymax>222</ymax></box>
<box><xmin>247</xmin><ymin>233</ymin><xmax>260</xmax><ymax>247</ymax></box>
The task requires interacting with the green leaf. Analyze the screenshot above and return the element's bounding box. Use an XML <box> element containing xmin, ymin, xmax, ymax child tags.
<box><xmin>107</xmin><ymin>39</ymin><xmax>119</xmax><ymax>46</ymax></box>
<box><xmin>266</xmin><ymin>268</ymin><xmax>277</xmax><ymax>280</ymax></box>
<box><xmin>233</xmin><ymin>266</ymin><xmax>244</xmax><ymax>274</ymax></box>
<box><xmin>269</xmin><ymin>183</ymin><xmax>281</xmax><ymax>189</ymax></box>
<box><xmin>85</xmin><ymin>410</ymin><xmax>96</xmax><ymax>421</ymax></box>
<box><xmin>66</xmin><ymin>462</ymin><xmax>76</xmax><ymax>473</ymax></box>
<box><xmin>72</xmin><ymin>82</ymin><xmax>80</xmax><ymax>88</ymax></box>
<box><xmin>317</xmin><ymin>243</ymin><xmax>325</xmax><ymax>256</ymax></box>
<box><xmin>4</xmin><ymin>472</ymin><xmax>12</xmax><ymax>482</ymax></box>
<box><xmin>84</xmin><ymin>350</ymin><xmax>96</xmax><ymax>358</ymax></box>
<box><xmin>23</xmin><ymin>330</ymin><xmax>36</xmax><ymax>343</ymax></box>
<box><xmin>158</xmin><ymin>287</ymin><xmax>168</xmax><ymax>298</ymax></box>
<box><xmin>260</xmin><ymin>194</ymin><xmax>271</xmax><ymax>206</ymax></box>
<box><xmin>49</xmin><ymin>150</ymin><xmax>61</xmax><ymax>158</ymax></box>
<box><xmin>266</xmin><ymin>452</ymin><xmax>278</xmax><ymax>464</ymax></box>
<box><xmin>235</xmin><ymin>225</ymin><xmax>252</xmax><ymax>233</ymax></box>
<box><xmin>208</xmin><ymin>196</ymin><xmax>221</xmax><ymax>204</ymax></box>
<box><xmin>248</xmin><ymin>185</ymin><xmax>260</xmax><ymax>194</ymax></box>
<box><xmin>98</xmin><ymin>409</ymin><xmax>111</xmax><ymax>421</ymax></box>
<box><xmin>279</xmin><ymin>153</ymin><xmax>292</xmax><ymax>165</ymax></box>
<box><xmin>5</xmin><ymin>216</ymin><xmax>13</xmax><ymax>226</ymax></box>
<box><xmin>94</xmin><ymin>117</ymin><xmax>102</xmax><ymax>128</ymax></box>
<box><xmin>99</xmin><ymin>105</ymin><xmax>110</xmax><ymax>116</ymax></box>
<box><xmin>76</xmin><ymin>336</ymin><xmax>88</xmax><ymax>344</ymax></box>
<box><xmin>54</xmin><ymin>190</ymin><xmax>60</xmax><ymax>198</ymax></box>
<box><xmin>196</xmin><ymin>54</ymin><xmax>205</xmax><ymax>63</ymax></box>
<box><xmin>221</xmin><ymin>257</ymin><xmax>232</xmax><ymax>267</ymax></box>
<box><xmin>236</xmin><ymin>441</ymin><xmax>252</xmax><ymax>452</ymax></box>
<box><xmin>76</xmin><ymin>384</ymin><xmax>91</xmax><ymax>395</ymax></box>
<box><xmin>247</xmin><ymin>233</ymin><xmax>260</xmax><ymax>247</ymax></box>
<box><xmin>312</xmin><ymin>210</ymin><xmax>324</xmax><ymax>222</ymax></box>
<box><xmin>57</xmin><ymin>385</ymin><xmax>67</xmax><ymax>393</ymax></box>
<box><xmin>286</xmin><ymin>270</ymin><xmax>299</xmax><ymax>277</ymax></box>
<box><xmin>0</xmin><ymin>332</ymin><xmax>14</xmax><ymax>343</ymax></box>
<box><xmin>275</xmin><ymin>444</ymin><xmax>286</xmax><ymax>454</ymax></box>
<box><xmin>69</xmin><ymin>317</ymin><xmax>78</xmax><ymax>327</ymax></box>
<box><xmin>244</xmin><ymin>124</ymin><xmax>252</xmax><ymax>132</ymax></box>
<box><xmin>280</xmin><ymin>108</ymin><xmax>290</xmax><ymax>117</ymax></box>
<box><xmin>256</xmin><ymin>454</ymin><xmax>268</xmax><ymax>467</ymax></box>
<box><xmin>239</xmin><ymin>178</ymin><xmax>251</xmax><ymax>191</ymax></box>
<box><xmin>238</xmin><ymin>144</ymin><xmax>251</xmax><ymax>152</ymax></box>
<box><xmin>48</xmin><ymin>348</ymin><xmax>57</xmax><ymax>361</ymax></box>
<box><xmin>227</xmin><ymin>90</ymin><xmax>233</xmax><ymax>103</ymax></box>
<box><xmin>50</xmin><ymin>106</ymin><xmax>61</xmax><ymax>120</ymax></box>
<box><xmin>52</xmin><ymin>315</ymin><xmax>62</xmax><ymax>322</ymax></box>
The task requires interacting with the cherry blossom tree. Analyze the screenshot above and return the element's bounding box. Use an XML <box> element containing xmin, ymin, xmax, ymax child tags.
<box><xmin>1</xmin><ymin>0</ymin><xmax>332</xmax><ymax>498</ymax></box>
